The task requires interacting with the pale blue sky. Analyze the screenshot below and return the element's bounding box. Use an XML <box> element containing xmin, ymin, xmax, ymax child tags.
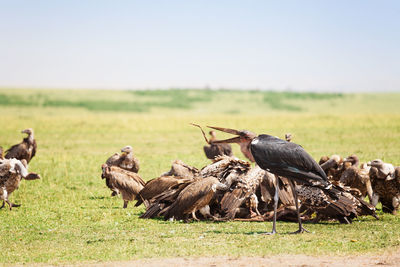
<box><xmin>0</xmin><ymin>1</ymin><xmax>399</xmax><ymax>91</ymax></box>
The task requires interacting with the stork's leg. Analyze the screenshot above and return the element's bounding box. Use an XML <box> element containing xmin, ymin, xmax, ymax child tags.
<box><xmin>123</xmin><ymin>200</ymin><xmax>128</xmax><ymax>209</ymax></box>
<box><xmin>262</xmin><ymin>175</ymin><xmax>280</xmax><ymax>235</ymax></box>
<box><xmin>288</xmin><ymin>180</ymin><xmax>309</xmax><ymax>234</ymax></box>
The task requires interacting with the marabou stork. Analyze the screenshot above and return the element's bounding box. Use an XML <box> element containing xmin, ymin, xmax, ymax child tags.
<box><xmin>209</xmin><ymin>126</ymin><xmax>330</xmax><ymax>234</ymax></box>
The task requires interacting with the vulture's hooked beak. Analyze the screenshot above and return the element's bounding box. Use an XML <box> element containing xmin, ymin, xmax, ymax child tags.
<box><xmin>207</xmin><ymin>126</ymin><xmax>244</xmax><ymax>144</ymax></box>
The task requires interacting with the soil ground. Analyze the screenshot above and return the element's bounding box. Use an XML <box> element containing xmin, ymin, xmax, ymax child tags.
<box><xmin>81</xmin><ymin>247</ymin><xmax>400</xmax><ymax>267</ymax></box>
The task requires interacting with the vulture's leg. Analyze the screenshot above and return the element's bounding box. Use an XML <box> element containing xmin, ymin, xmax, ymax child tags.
<box><xmin>10</xmin><ymin>202</ymin><xmax>20</xmax><ymax>208</ymax></box>
<box><xmin>263</xmin><ymin>175</ymin><xmax>280</xmax><ymax>235</ymax></box>
<box><xmin>288</xmin><ymin>180</ymin><xmax>309</xmax><ymax>234</ymax></box>
<box><xmin>6</xmin><ymin>199</ymin><xmax>12</xmax><ymax>210</ymax></box>
<box><xmin>192</xmin><ymin>211</ymin><xmax>200</xmax><ymax>221</ymax></box>
<box><xmin>371</xmin><ymin>193</ymin><xmax>380</xmax><ymax>207</ymax></box>
<box><xmin>0</xmin><ymin>201</ymin><xmax>4</xmax><ymax>209</ymax></box>
<box><xmin>123</xmin><ymin>200</ymin><xmax>128</xmax><ymax>209</ymax></box>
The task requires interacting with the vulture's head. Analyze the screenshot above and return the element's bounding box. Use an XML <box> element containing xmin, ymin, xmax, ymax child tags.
<box><xmin>285</xmin><ymin>133</ymin><xmax>293</xmax><ymax>142</ymax></box>
<box><xmin>121</xmin><ymin>145</ymin><xmax>133</xmax><ymax>154</ymax></box>
<box><xmin>367</xmin><ymin>159</ymin><xmax>384</xmax><ymax>168</ymax></box>
<box><xmin>101</xmin><ymin>164</ymin><xmax>111</xmax><ymax>179</ymax></box>
<box><xmin>21</xmin><ymin>128</ymin><xmax>34</xmax><ymax>136</ymax></box>
<box><xmin>330</xmin><ymin>155</ymin><xmax>343</xmax><ymax>165</ymax></box>
<box><xmin>343</xmin><ymin>154</ymin><xmax>359</xmax><ymax>167</ymax></box>
<box><xmin>319</xmin><ymin>155</ymin><xmax>330</xmax><ymax>165</ymax></box>
<box><xmin>207</xmin><ymin>126</ymin><xmax>257</xmax><ymax>145</ymax></box>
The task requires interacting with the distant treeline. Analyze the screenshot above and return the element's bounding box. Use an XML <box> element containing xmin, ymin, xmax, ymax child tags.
<box><xmin>0</xmin><ymin>89</ymin><xmax>343</xmax><ymax>112</ymax></box>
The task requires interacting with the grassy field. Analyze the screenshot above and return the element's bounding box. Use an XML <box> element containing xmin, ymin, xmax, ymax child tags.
<box><xmin>0</xmin><ymin>88</ymin><xmax>399</xmax><ymax>264</ymax></box>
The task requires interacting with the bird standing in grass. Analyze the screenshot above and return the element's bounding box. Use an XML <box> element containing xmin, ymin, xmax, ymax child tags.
<box><xmin>101</xmin><ymin>164</ymin><xmax>145</xmax><ymax>208</ymax></box>
<box><xmin>0</xmin><ymin>158</ymin><xmax>40</xmax><ymax>210</ymax></box>
<box><xmin>5</xmin><ymin>128</ymin><xmax>37</xmax><ymax>164</ymax></box>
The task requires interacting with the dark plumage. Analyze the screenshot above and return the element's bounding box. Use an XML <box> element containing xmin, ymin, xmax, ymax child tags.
<box><xmin>0</xmin><ymin>158</ymin><xmax>40</xmax><ymax>210</ymax></box>
<box><xmin>140</xmin><ymin>179</ymin><xmax>194</xmax><ymax>219</ymax></box>
<box><xmin>135</xmin><ymin>176</ymin><xmax>191</xmax><ymax>208</ymax></box>
<box><xmin>296</xmin><ymin>183</ymin><xmax>377</xmax><ymax>223</ymax></box>
<box><xmin>203</xmin><ymin>131</ymin><xmax>233</xmax><ymax>161</ymax></box>
<box><xmin>101</xmin><ymin>164</ymin><xmax>145</xmax><ymax>208</ymax></box>
<box><xmin>5</xmin><ymin>128</ymin><xmax>37</xmax><ymax>163</ymax></box>
<box><xmin>161</xmin><ymin>176</ymin><xmax>228</xmax><ymax>221</ymax></box>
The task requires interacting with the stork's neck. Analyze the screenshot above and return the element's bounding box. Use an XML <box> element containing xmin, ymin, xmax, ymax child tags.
<box><xmin>240</xmin><ymin>141</ymin><xmax>255</xmax><ymax>162</ymax></box>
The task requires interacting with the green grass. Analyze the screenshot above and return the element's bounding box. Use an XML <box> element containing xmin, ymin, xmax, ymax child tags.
<box><xmin>0</xmin><ymin>88</ymin><xmax>399</xmax><ymax>264</ymax></box>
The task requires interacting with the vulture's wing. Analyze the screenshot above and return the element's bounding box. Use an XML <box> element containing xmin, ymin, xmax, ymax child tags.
<box><xmin>162</xmin><ymin>177</ymin><xmax>217</xmax><ymax>220</ymax></box>
<box><xmin>5</xmin><ymin>143</ymin><xmax>29</xmax><ymax>161</ymax></box>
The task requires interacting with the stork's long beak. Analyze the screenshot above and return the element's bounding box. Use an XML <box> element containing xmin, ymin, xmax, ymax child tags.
<box><xmin>206</xmin><ymin>126</ymin><xmax>242</xmax><ymax>144</ymax></box>
<box><xmin>212</xmin><ymin>136</ymin><xmax>241</xmax><ymax>144</ymax></box>
<box><xmin>207</xmin><ymin>126</ymin><xmax>241</xmax><ymax>135</ymax></box>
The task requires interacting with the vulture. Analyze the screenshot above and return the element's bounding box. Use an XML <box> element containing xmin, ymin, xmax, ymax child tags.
<box><xmin>0</xmin><ymin>158</ymin><xmax>40</xmax><ymax>210</ymax></box>
<box><xmin>101</xmin><ymin>164</ymin><xmax>145</xmax><ymax>208</ymax></box>
<box><xmin>161</xmin><ymin>176</ymin><xmax>229</xmax><ymax>221</ymax></box>
<box><xmin>106</xmin><ymin>145</ymin><xmax>140</xmax><ymax>173</ymax></box>
<box><xmin>5</xmin><ymin>128</ymin><xmax>37</xmax><ymax>163</ymax></box>
<box><xmin>202</xmin><ymin>130</ymin><xmax>233</xmax><ymax>161</ymax></box>
<box><xmin>319</xmin><ymin>155</ymin><xmax>344</xmax><ymax>181</ymax></box>
<box><xmin>295</xmin><ymin>183</ymin><xmax>378</xmax><ymax>224</ymax></box>
<box><xmin>210</xmin><ymin>125</ymin><xmax>377</xmax><ymax>233</ymax></box>
<box><xmin>161</xmin><ymin>159</ymin><xmax>199</xmax><ymax>178</ymax></box>
<box><xmin>339</xmin><ymin>155</ymin><xmax>374</xmax><ymax>202</ymax></box>
<box><xmin>369</xmin><ymin>165</ymin><xmax>400</xmax><ymax>214</ymax></box>
<box><xmin>140</xmin><ymin>178</ymin><xmax>195</xmax><ymax>219</ymax></box>
<box><xmin>135</xmin><ymin>175</ymin><xmax>191</xmax><ymax>208</ymax></box>
<box><xmin>368</xmin><ymin>159</ymin><xmax>395</xmax><ymax>180</ymax></box>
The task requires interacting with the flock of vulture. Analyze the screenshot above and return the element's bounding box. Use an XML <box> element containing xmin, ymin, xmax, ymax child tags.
<box><xmin>1</xmin><ymin>126</ymin><xmax>400</xmax><ymax>233</ymax></box>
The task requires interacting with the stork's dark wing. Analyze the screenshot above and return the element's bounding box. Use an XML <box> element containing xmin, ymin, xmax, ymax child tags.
<box><xmin>251</xmin><ymin>135</ymin><xmax>328</xmax><ymax>186</ymax></box>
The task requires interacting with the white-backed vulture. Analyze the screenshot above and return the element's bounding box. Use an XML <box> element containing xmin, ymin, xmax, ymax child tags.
<box><xmin>106</xmin><ymin>145</ymin><xmax>140</xmax><ymax>173</ymax></box>
<box><xmin>5</xmin><ymin>128</ymin><xmax>37</xmax><ymax>163</ymax></box>
<box><xmin>161</xmin><ymin>176</ymin><xmax>229</xmax><ymax>221</ymax></box>
<box><xmin>369</xmin><ymin>165</ymin><xmax>400</xmax><ymax>214</ymax></box>
<box><xmin>161</xmin><ymin>159</ymin><xmax>199</xmax><ymax>178</ymax></box>
<box><xmin>319</xmin><ymin>154</ymin><xmax>343</xmax><ymax>181</ymax></box>
<box><xmin>368</xmin><ymin>159</ymin><xmax>395</xmax><ymax>180</ymax></box>
<box><xmin>135</xmin><ymin>176</ymin><xmax>191</xmax><ymax>208</ymax></box>
<box><xmin>101</xmin><ymin>164</ymin><xmax>145</xmax><ymax>208</ymax></box>
<box><xmin>0</xmin><ymin>158</ymin><xmax>40</xmax><ymax>210</ymax></box>
<box><xmin>339</xmin><ymin>155</ymin><xmax>373</xmax><ymax>203</ymax></box>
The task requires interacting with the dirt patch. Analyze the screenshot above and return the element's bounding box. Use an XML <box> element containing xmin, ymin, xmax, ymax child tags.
<box><xmin>85</xmin><ymin>248</ymin><xmax>400</xmax><ymax>267</ymax></box>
